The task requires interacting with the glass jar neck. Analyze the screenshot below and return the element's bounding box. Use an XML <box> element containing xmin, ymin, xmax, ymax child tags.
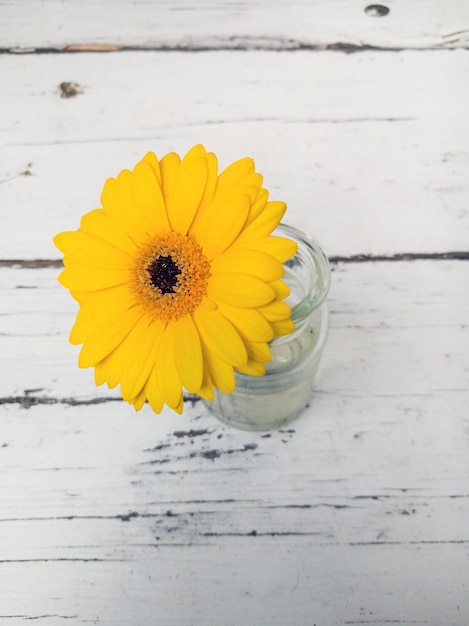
<box><xmin>272</xmin><ymin>223</ymin><xmax>331</xmax><ymax>344</ymax></box>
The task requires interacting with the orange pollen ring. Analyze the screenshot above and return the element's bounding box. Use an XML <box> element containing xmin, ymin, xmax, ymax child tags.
<box><xmin>131</xmin><ymin>232</ymin><xmax>211</xmax><ymax>322</ymax></box>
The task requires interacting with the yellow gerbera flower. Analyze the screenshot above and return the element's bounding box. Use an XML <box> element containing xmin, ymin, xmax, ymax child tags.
<box><xmin>54</xmin><ymin>145</ymin><xmax>297</xmax><ymax>414</ymax></box>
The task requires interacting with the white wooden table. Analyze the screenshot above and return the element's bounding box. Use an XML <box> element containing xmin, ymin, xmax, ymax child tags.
<box><xmin>1</xmin><ymin>2</ymin><xmax>468</xmax><ymax>624</ymax></box>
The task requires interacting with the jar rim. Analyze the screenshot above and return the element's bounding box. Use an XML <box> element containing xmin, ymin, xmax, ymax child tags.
<box><xmin>235</xmin><ymin>304</ymin><xmax>329</xmax><ymax>387</ymax></box>
<box><xmin>275</xmin><ymin>223</ymin><xmax>331</xmax><ymax>327</ymax></box>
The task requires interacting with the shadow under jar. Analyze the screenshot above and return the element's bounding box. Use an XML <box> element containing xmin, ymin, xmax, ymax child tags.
<box><xmin>202</xmin><ymin>224</ymin><xmax>331</xmax><ymax>431</ymax></box>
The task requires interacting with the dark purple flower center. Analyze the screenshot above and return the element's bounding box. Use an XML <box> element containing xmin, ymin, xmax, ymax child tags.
<box><xmin>148</xmin><ymin>255</ymin><xmax>181</xmax><ymax>294</ymax></box>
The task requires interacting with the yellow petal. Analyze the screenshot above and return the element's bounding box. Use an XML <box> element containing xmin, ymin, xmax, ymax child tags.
<box><xmin>95</xmin><ymin>321</ymin><xmax>164</xmax><ymax>394</ymax></box>
<box><xmin>94</xmin><ymin>346</ymin><xmax>127</xmax><ymax>389</ymax></box>
<box><xmin>70</xmin><ymin>285</ymin><xmax>135</xmax><ymax>344</ymax></box>
<box><xmin>244</xmin><ymin>340</ymin><xmax>272</xmax><ymax>363</ymax></box>
<box><xmin>197</xmin><ymin>368</ymin><xmax>214</xmax><ymax>401</ymax></box>
<box><xmin>245</xmin><ymin>188</ymin><xmax>269</xmax><ymax>225</ymax></box>
<box><xmin>173</xmin><ymin>315</ymin><xmax>203</xmax><ymax>393</ymax></box>
<box><xmin>131</xmin><ymin>160</ymin><xmax>171</xmax><ymax>232</ymax></box>
<box><xmin>100</xmin><ymin>175</ymin><xmax>149</xmax><ymax>243</ymax></box>
<box><xmin>142</xmin><ymin>151</ymin><xmax>162</xmax><ymax>187</ymax></box>
<box><xmin>191</xmin><ymin>193</ymin><xmax>250</xmax><ymax>259</ymax></box>
<box><xmin>58</xmin><ymin>263</ymin><xmax>130</xmax><ymax>292</ymax></box>
<box><xmin>231</xmin><ymin>201</ymin><xmax>286</xmax><ymax>246</ymax></box>
<box><xmin>168</xmin><ymin>157</ymin><xmax>208</xmax><ymax>235</ymax></box>
<box><xmin>145</xmin><ymin>366</ymin><xmax>164</xmax><ymax>414</ymax></box>
<box><xmin>211</xmin><ymin>249</ymin><xmax>284</xmax><ymax>282</ymax></box>
<box><xmin>208</xmin><ymin>273</ymin><xmax>275</xmax><ymax>308</ymax></box>
<box><xmin>94</xmin><ymin>358</ymin><xmax>119</xmax><ymax>388</ymax></box>
<box><xmin>269</xmin><ymin>279</ymin><xmax>291</xmax><ymax>300</ymax></box>
<box><xmin>54</xmin><ymin>231</ymin><xmax>132</xmax><ymax>270</ymax></box>
<box><xmin>216</xmin><ymin>157</ymin><xmax>255</xmax><ymax>193</ymax></box>
<box><xmin>181</xmin><ymin>144</ymin><xmax>207</xmax><ymax>163</ymax></box>
<box><xmin>200</xmin><ymin>295</ymin><xmax>218</xmax><ymax>311</ymax></box>
<box><xmin>116</xmin><ymin>168</ymin><xmax>155</xmax><ymax>237</ymax></box>
<box><xmin>217</xmin><ymin>304</ymin><xmax>274</xmax><ymax>342</ymax></box>
<box><xmin>173</xmin><ymin>395</ymin><xmax>184</xmax><ymax>414</ymax></box>
<box><xmin>159</xmin><ymin>152</ymin><xmax>181</xmax><ymax>207</ymax></box>
<box><xmin>69</xmin><ymin>288</ymin><xmax>100</xmax><ymax>304</ymax></box>
<box><xmin>187</xmin><ymin>152</ymin><xmax>219</xmax><ymax>233</ymax></box>
<box><xmin>78</xmin><ymin>308</ymin><xmax>143</xmax><ymax>368</ymax></box>
<box><xmin>271</xmin><ymin>319</ymin><xmax>296</xmax><ymax>336</ymax></box>
<box><xmin>257</xmin><ymin>299</ymin><xmax>292</xmax><ymax>322</ymax></box>
<box><xmin>120</xmin><ymin>319</ymin><xmax>165</xmax><ymax>401</ymax></box>
<box><xmin>190</xmin><ymin>182</ymin><xmax>258</xmax><ymax>240</ymax></box>
<box><xmin>197</xmin><ymin>151</ymin><xmax>218</xmax><ymax>212</ymax></box>
<box><xmin>200</xmin><ymin>343</ymin><xmax>236</xmax><ymax>394</ymax></box>
<box><xmin>215</xmin><ymin>183</ymin><xmax>261</xmax><ymax>205</ymax></box>
<box><xmin>129</xmin><ymin>385</ymin><xmax>148</xmax><ymax>411</ymax></box>
<box><xmin>79</xmin><ymin>209</ymin><xmax>137</xmax><ymax>256</ymax></box>
<box><xmin>193</xmin><ymin>307</ymin><xmax>248</xmax><ymax>368</ymax></box>
<box><xmin>154</xmin><ymin>323</ymin><xmax>183</xmax><ymax>410</ymax></box>
<box><xmin>231</xmin><ymin>235</ymin><xmax>298</xmax><ymax>263</ymax></box>
<box><xmin>236</xmin><ymin>361</ymin><xmax>265</xmax><ymax>376</ymax></box>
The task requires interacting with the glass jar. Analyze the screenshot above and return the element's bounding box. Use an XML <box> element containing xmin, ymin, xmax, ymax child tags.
<box><xmin>202</xmin><ymin>224</ymin><xmax>331</xmax><ymax>431</ymax></box>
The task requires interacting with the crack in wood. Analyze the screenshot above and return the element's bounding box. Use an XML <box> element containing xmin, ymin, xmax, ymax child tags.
<box><xmin>0</xmin><ymin>557</ymin><xmax>119</xmax><ymax>563</ymax></box>
<box><xmin>173</xmin><ymin>428</ymin><xmax>209</xmax><ymax>438</ymax></box>
<box><xmin>142</xmin><ymin>443</ymin><xmax>259</xmax><ymax>466</ymax></box>
<box><xmin>265</xmin><ymin>503</ymin><xmax>353</xmax><ymax>510</ymax></box>
<box><xmin>202</xmin><ymin>530</ymin><xmax>325</xmax><ymax>537</ymax></box>
<box><xmin>329</xmin><ymin>251</ymin><xmax>469</xmax><ymax>263</ymax></box>
<box><xmin>196</xmin><ymin>443</ymin><xmax>258</xmax><ymax>460</ymax></box>
<box><xmin>344</xmin><ymin>619</ymin><xmax>428</xmax><ymax>626</ymax></box>
<box><xmin>0</xmin><ymin>395</ymin><xmax>122</xmax><ymax>408</ymax></box>
<box><xmin>0</xmin><ymin>259</ymin><xmax>63</xmax><ymax>268</ymax></box>
<box><xmin>1</xmin><ymin>252</ymin><xmax>468</xmax><ymax>271</ymax></box>
<box><xmin>151</xmin><ymin>467</ymin><xmax>247</xmax><ymax>475</ymax></box>
<box><xmin>1</xmin><ymin>41</ymin><xmax>467</xmax><ymax>55</ymax></box>
<box><xmin>0</xmin><ymin>512</ymin><xmax>143</xmax><ymax>523</ymax></box>
<box><xmin>350</xmin><ymin>539</ymin><xmax>469</xmax><ymax>545</ymax></box>
<box><xmin>0</xmin><ymin>616</ymin><xmax>78</xmax><ymax>621</ymax></box>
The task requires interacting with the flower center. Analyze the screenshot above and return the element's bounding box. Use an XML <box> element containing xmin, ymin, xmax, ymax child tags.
<box><xmin>132</xmin><ymin>232</ymin><xmax>211</xmax><ymax>322</ymax></box>
<box><xmin>148</xmin><ymin>255</ymin><xmax>181</xmax><ymax>294</ymax></box>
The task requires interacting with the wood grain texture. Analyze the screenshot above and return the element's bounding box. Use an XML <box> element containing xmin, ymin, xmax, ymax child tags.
<box><xmin>1</xmin><ymin>261</ymin><xmax>468</xmax><ymax>400</ymax></box>
<box><xmin>1</xmin><ymin>1</ymin><xmax>469</xmax><ymax>623</ymax></box>
<box><xmin>1</xmin><ymin>49</ymin><xmax>468</xmax><ymax>258</ymax></box>
<box><xmin>2</xmin><ymin>0</ymin><xmax>469</xmax><ymax>51</ymax></box>
<box><xmin>1</xmin><ymin>261</ymin><xmax>468</xmax><ymax>622</ymax></box>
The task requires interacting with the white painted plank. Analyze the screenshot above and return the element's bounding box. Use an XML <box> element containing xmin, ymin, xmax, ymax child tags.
<box><xmin>2</xmin><ymin>0</ymin><xmax>469</xmax><ymax>50</ymax></box>
<box><xmin>2</xmin><ymin>2</ymin><xmax>468</xmax><ymax>623</ymax></box>
<box><xmin>1</xmin><ymin>396</ymin><xmax>468</xmax><ymax>531</ymax></box>
<box><xmin>1</xmin><ymin>384</ymin><xmax>468</xmax><ymax>624</ymax></box>
<box><xmin>1</xmin><ymin>261</ymin><xmax>468</xmax><ymax>399</ymax></box>
<box><xmin>1</xmin><ymin>360</ymin><xmax>468</xmax><ymax>620</ymax></box>
<box><xmin>0</xmin><ymin>542</ymin><xmax>467</xmax><ymax>624</ymax></box>
<box><xmin>1</xmin><ymin>307</ymin><xmax>468</xmax><ymax>625</ymax></box>
<box><xmin>1</xmin><ymin>260</ymin><xmax>468</xmax><ymax>623</ymax></box>
<box><xmin>0</xmin><ymin>540</ymin><xmax>468</xmax><ymax>624</ymax></box>
<box><xmin>1</xmin><ymin>49</ymin><xmax>468</xmax><ymax>258</ymax></box>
